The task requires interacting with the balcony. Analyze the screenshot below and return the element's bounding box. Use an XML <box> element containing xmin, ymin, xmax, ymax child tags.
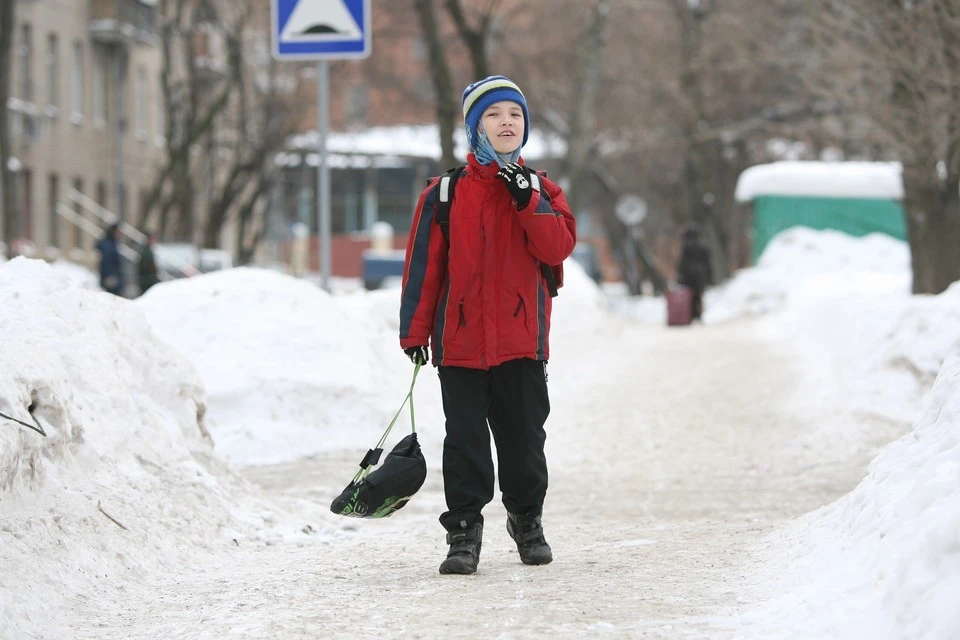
<box><xmin>89</xmin><ymin>0</ymin><xmax>157</xmax><ymax>45</ymax></box>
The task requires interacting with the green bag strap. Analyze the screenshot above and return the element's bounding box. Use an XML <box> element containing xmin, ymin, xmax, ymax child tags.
<box><xmin>352</xmin><ymin>362</ymin><xmax>421</xmax><ymax>483</ymax></box>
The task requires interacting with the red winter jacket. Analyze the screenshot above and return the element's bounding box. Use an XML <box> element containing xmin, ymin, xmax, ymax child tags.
<box><xmin>400</xmin><ymin>154</ymin><xmax>577</xmax><ymax>369</ymax></box>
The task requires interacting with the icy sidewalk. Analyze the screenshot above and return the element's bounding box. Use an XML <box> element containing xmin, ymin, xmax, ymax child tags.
<box><xmin>50</xmin><ymin>314</ymin><xmax>859</xmax><ymax>639</ymax></box>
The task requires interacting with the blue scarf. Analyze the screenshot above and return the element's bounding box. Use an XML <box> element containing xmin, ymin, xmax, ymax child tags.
<box><xmin>470</xmin><ymin>124</ymin><xmax>521</xmax><ymax>167</ymax></box>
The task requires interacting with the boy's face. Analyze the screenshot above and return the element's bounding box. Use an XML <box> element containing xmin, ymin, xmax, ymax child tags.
<box><xmin>480</xmin><ymin>101</ymin><xmax>524</xmax><ymax>154</ymax></box>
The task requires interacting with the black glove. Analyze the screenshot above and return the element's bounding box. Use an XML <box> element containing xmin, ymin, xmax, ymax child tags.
<box><xmin>404</xmin><ymin>345</ymin><xmax>429</xmax><ymax>365</ymax></box>
<box><xmin>496</xmin><ymin>162</ymin><xmax>534</xmax><ymax>209</ymax></box>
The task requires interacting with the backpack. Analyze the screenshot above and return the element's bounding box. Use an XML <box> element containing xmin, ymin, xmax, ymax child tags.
<box><xmin>433</xmin><ymin>165</ymin><xmax>561</xmax><ymax>297</ymax></box>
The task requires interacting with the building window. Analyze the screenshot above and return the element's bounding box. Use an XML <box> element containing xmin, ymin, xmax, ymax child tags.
<box><xmin>96</xmin><ymin>180</ymin><xmax>108</xmax><ymax>210</ymax></box>
<box><xmin>117</xmin><ymin>183</ymin><xmax>127</xmax><ymax>220</ymax></box>
<box><xmin>19</xmin><ymin>23</ymin><xmax>33</xmax><ymax>103</ymax></box>
<box><xmin>46</xmin><ymin>34</ymin><xmax>59</xmax><ymax>111</ymax></box>
<box><xmin>71</xmin><ymin>41</ymin><xmax>84</xmax><ymax>122</ymax></box>
<box><xmin>134</xmin><ymin>66</ymin><xmax>147</xmax><ymax>140</ymax></box>
<box><xmin>134</xmin><ymin>1</ymin><xmax>157</xmax><ymax>35</ymax></box>
<box><xmin>93</xmin><ymin>47</ymin><xmax>107</xmax><ymax>127</ymax></box>
<box><xmin>19</xmin><ymin>169</ymin><xmax>33</xmax><ymax>240</ymax></box>
<box><xmin>48</xmin><ymin>174</ymin><xmax>60</xmax><ymax>248</ymax></box>
<box><xmin>71</xmin><ymin>178</ymin><xmax>84</xmax><ymax>249</ymax></box>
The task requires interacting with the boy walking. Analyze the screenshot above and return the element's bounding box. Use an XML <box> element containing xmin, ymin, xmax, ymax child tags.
<box><xmin>400</xmin><ymin>76</ymin><xmax>576</xmax><ymax>574</ymax></box>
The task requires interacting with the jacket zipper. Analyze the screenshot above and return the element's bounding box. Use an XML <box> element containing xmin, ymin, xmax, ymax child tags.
<box><xmin>513</xmin><ymin>296</ymin><xmax>524</xmax><ymax>318</ymax></box>
<box><xmin>458</xmin><ymin>299</ymin><xmax>467</xmax><ymax>327</ymax></box>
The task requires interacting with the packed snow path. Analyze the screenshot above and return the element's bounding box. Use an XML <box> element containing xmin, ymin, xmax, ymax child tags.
<box><xmin>86</xmin><ymin>319</ymin><xmax>901</xmax><ymax>639</ymax></box>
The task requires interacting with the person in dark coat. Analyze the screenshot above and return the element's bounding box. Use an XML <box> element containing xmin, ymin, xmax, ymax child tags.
<box><xmin>137</xmin><ymin>231</ymin><xmax>160</xmax><ymax>295</ymax></box>
<box><xmin>400</xmin><ymin>75</ymin><xmax>576</xmax><ymax>575</ymax></box>
<box><xmin>96</xmin><ymin>223</ymin><xmax>125</xmax><ymax>296</ymax></box>
<box><xmin>676</xmin><ymin>225</ymin><xmax>712</xmax><ymax>321</ymax></box>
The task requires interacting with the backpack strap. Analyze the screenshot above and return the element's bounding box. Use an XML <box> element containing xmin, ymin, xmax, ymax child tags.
<box><xmin>532</xmin><ymin>171</ymin><xmax>559</xmax><ymax>298</ymax></box>
<box><xmin>436</xmin><ymin>165</ymin><xmax>466</xmax><ymax>245</ymax></box>
<box><xmin>541</xmin><ymin>263</ymin><xmax>559</xmax><ymax>298</ymax></box>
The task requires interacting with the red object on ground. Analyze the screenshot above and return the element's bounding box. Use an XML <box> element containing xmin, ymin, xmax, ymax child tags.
<box><xmin>666</xmin><ymin>285</ymin><xmax>693</xmax><ymax>326</ymax></box>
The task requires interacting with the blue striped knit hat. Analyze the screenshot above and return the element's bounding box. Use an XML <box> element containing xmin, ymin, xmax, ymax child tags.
<box><xmin>461</xmin><ymin>75</ymin><xmax>530</xmax><ymax>152</ymax></box>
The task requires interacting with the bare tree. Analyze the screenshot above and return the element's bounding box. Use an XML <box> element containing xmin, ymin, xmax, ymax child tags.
<box><xmin>413</xmin><ymin>0</ymin><xmax>458</xmax><ymax>168</ymax></box>
<box><xmin>563</xmin><ymin>0</ymin><xmax>610</xmax><ymax>215</ymax></box>
<box><xmin>142</xmin><ymin>0</ymin><xmax>295</xmax><ymax>262</ymax></box>
<box><xmin>807</xmin><ymin>0</ymin><xmax>960</xmax><ymax>294</ymax></box>
<box><xmin>0</xmin><ymin>0</ymin><xmax>16</xmax><ymax>244</ymax></box>
<box><xmin>414</xmin><ymin>0</ymin><xmax>507</xmax><ymax>169</ymax></box>
<box><xmin>200</xmin><ymin>46</ymin><xmax>298</xmax><ymax>250</ymax></box>
<box><xmin>141</xmin><ymin>0</ymin><xmax>235</xmax><ymax>239</ymax></box>
<box><xmin>667</xmin><ymin>0</ymin><xmax>744</xmax><ymax>280</ymax></box>
<box><xmin>410</xmin><ymin>0</ymin><xmax>816</xmax><ymax>288</ymax></box>
<box><xmin>445</xmin><ymin>0</ymin><xmax>499</xmax><ymax>80</ymax></box>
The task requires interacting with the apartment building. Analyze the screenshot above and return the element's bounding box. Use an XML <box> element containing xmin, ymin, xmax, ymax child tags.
<box><xmin>5</xmin><ymin>0</ymin><xmax>164</xmax><ymax>258</ymax></box>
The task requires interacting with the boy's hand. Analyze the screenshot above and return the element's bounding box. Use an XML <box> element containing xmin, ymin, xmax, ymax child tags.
<box><xmin>404</xmin><ymin>345</ymin><xmax>429</xmax><ymax>366</ymax></box>
<box><xmin>496</xmin><ymin>163</ymin><xmax>534</xmax><ymax>209</ymax></box>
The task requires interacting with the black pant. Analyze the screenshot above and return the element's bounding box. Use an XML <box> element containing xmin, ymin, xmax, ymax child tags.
<box><xmin>437</xmin><ymin>358</ymin><xmax>550</xmax><ymax>531</ymax></box>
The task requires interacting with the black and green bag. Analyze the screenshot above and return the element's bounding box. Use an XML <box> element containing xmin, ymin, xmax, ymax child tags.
<box><xmin>330</xmin><ymin>364</ymin><xmax>426</xmax><ymax>518</ymax></box>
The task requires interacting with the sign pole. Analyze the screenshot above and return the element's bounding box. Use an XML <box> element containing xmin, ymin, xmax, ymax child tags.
<box><xmin>317</xmin><ymin>60</ymin><xmax>331</xmax><ymax>291</ymax></box>
<box><xmin>273</xmin><ymin>0</ymin><xmax>371</xmax><ymax>291</ymax></box>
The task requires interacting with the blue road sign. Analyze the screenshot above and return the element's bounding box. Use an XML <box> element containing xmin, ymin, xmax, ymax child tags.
<box><xmin>272</xmin><ymin>0</ymin><xmax>371</xmax><ymax>60</ymax></box>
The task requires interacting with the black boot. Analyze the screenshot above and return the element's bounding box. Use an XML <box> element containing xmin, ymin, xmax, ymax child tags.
<box><xmin>506</xmin><ymin>511</ymin><xmax>553</xmax><ymax>565</ymax></box>
<box><xmin>439</xmin><ymin>521</ymin><xmax>483</xmax><ymax>575</ymax></box>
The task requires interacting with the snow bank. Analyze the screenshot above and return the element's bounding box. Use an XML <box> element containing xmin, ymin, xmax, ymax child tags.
<box><xmin>706</xmin><ymin>227</ymin><xmax>911</xmax><ymax>324</ymax></box>
<box><xmin>610</xmin><ymin>227</ymin><xmax>911</xmax><ymax>328</ymax></box>
<box><xmin>552</xmin><ymin>257</ymin><xmax>608</xmax><ymax>338</ymax></box>
<box><xmin>701</xmin><ymin>227</ymin><xmax>959</xmax><ymax>423</ymax></box>
<box><xmin>136</xmin><ymin>268</ymin><xmax>413</xmax><ymax>465</ymax></box>
<box><xmin>735</xmin><ymin>161</ymin><xmax>904</xmax><ymax>201</ymax></box>
<box><xmin>784</xmin><ymin>280</ymin><xmax>960</xmax><ymax>423</ymax></box>
<box><xmin>0</xmin><ymin>258</ymin><xmax>281</xmax><ymax>638</ymax></box>
<box><xmin>134</xmin><ymin>260</ymin><xmax>607</xmax><ymax>467</ymax></box>
<box><xmin>737</xmin><ymin>338</ymin><xmax>960</xmax><ymax>640</ymax></box>
<box><xmin>721</xmin><ymin>230</ymin><xmax>960</xmax><ymax>639</ymax></box>
<box><xmin>50</xmin><ymin>259</ymin><xmax>99</xmax><ymax>289</ymax></box>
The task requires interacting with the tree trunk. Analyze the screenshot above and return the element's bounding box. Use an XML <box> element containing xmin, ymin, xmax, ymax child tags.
<box><xmin>445</xmin><ymin>0</ymin><xmax>491</xmax><ymax>80</ymax></box>
<box><xmin>903</xmin><ymin>168</ymin><xmax>960</xmax><ymax>295</ymax></box>
<box><xmin>674</xmin><ymin>0</ymin><xmax>706</xmax><ymax>223</ymax></box>
<box><xmin>238</xmin><ymin>195</ymin><xmax>269</xmax><ymax>265</ymax></box>
<box><xmin>602</xmin><ymin>214</ymin><xmax>641</xmax><ymax>295</ymax></box>
<box><xmin>563</xmin><ymin>0</ymin><xmax>609</xmax><ymax>215</ymax></box>
<box><xmin>414</xmin><ymin>0</ymin><xmax>457</xmax><ymax>169</ymax></box>
<box><xmin>673</xmin><ymin>0</ymin><xmax>731</xmax><ymax>282</ymax></box>
<box><xmin>0</xmin><ymin>0</ymin><xmax>16</xmax><ymax>244</ymax></box>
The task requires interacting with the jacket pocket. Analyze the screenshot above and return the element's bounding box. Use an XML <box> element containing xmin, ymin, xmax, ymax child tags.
<box><xmin>513</xmin><ymin>292</ymin><xmax>533</xmax><ymax>335</ymax></box>
<box><xmin>443</xmin><ymin>296</ymin><xmax>483</xmax><ymax>361</ymax></box>
<box><xmin>498</xmin><ymin>289</ymin><xmax>535</xmax><ymax>357</ymax></box>
<box><xmin>445</xmin><ymin>297</ymin><xmax>467</xmax><ymax>341</ymax></box>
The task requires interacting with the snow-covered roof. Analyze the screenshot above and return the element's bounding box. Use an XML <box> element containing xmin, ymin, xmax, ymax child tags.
<box><xmin>735</xmin><ymin>161</ymin><xmax>904</xmax><ymax>202</ymax></box>
<box><xmin>284</xmin><ymin>124</ymin><xmax>567</xmax><ymax>164</ymax></box>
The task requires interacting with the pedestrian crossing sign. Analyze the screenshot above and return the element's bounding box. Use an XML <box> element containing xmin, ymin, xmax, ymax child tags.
<box><xmin>272</xmin><ymin>0</ymin><xmax>371</xmax><ymax>60</ymax></box>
